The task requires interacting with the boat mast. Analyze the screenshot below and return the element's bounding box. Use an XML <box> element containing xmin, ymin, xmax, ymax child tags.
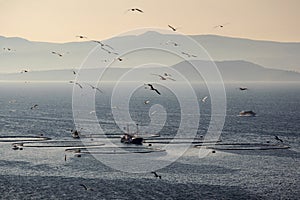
<box><xmin>136</xmin><ymin>123</ymin><xmax>139</xmax><ymax>136</ymax></box>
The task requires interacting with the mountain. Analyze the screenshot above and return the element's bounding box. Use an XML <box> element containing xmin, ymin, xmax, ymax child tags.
<box><xmin>0</xmin><ymin>32</ymin><xmax>300</xmax><ymax>73</ymax></box>
<box><xmin>1</xmin><ymin>60</ymin><xmax>299</xmax><ymax>82</ymax></box>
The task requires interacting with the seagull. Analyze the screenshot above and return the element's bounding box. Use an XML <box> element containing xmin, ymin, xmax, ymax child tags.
<box><xmin>152</xmin><ymin>74</ymin><xmax>175</xmax><ymax>81</ymax></box>
<box><xmin>164</xmin><ymin>72</ymin><xmax>172</xmax><ymax>77</ymax></box>
<box><xmin>145</xmin><ymin>84</ymin><xmax>161</xmax><ymax>95</ymax></box>
<box><xmin>274</xmin><ymin>136</ymin><xmax>283</xmax><ymax>143</ymax></box>
<box><xmin>86</xmin><ymin>83</ymin><xmax>103</xmax><ymax>93</ymax></box>
<box><xmin>91</xmin><ymin>40</ymin><xmax>114</xmax><ymax>50</ymax></box>
<box><xmin>181</xmin><ymin>51</ymin><xmax>197</xmax><ymax>58</ymax></box>
<box><xmin>168</xmin><ymin>24</ymin><xmax>179</xmax><ymax>32</ymax></box>
<box><xmin>239</xmin><ymin>87</ymin><xmax>248</xmax><ymax>91</ymax></box>
<box><xmin>3</xmin><ymin>48</ymin><xmax>15</xmax><ymax>52</ymax></box>
<box><xmin>76</xmin><ymin>35</ymin><xmax>87</xmax><ymax>39</ymax></box>
<box><xmin>51</xmin><ymin>51</ymin><xmax>64</xmax><ymax>57</ymax></box>
<box><xmin>75</xmin><ymin>82</ymin><xmax>83</xmax><ymax>89</ymax></box>
<box><xmin>20</xmin><ymin>70</ymin><xmax>28</xmax><ymax>73</ymax></box>
<box><xmin>214</xmin><ymin>23</ymin><xmax>230</xmax><ymax>29</ymax></box>
<box><xmin>79</xmin><ymin>184</ymin><xmax>94</xmax><ymax>191</ymax></box>
<box><xmin>116</xmin><ymin>57</ymin><xmax>123</xmax><ymax>62</ymax></box>
<box><xmin>161</xmin><ymin>40</ymin><xmax>179</xmax><ymax>47</ymax></box>
<box><xmin>69</xmin><ymin>81</ymin><xmax>83</xmax><ymax>89</ymax></box>
<box><xmin>202</xmin><ymin>96</ymin><xmax>208</xmax><ymax>103</ymax></box>
<box><xmin>72</xmin><ymin>70</ymin><xmax>76</xmax><ymax>75</ymax></box>
<box><xmin>151</xmin><ymin>171</ymin><xmax>161</xmax><ymax>179</ymax></box>
<box><xmin>127</xmin><ymin>8</ymin><xmax>144</xmax><ymax>13</ymax></box>
<box><xmin>144</xmin><ymin>100</ymin><xmax>150</xmax><ymax>104</ymax></box>
<box><xmin>30</xmin><ymin>104</ymin><xmax>38</xmax><ymax>110</ymax></box>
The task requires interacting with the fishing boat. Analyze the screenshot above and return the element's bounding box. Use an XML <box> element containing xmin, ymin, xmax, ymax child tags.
<box><xmin>72</xmin><ymin>129</ymin><xmax>80</xmax><ymax>139</ymax></box>
<box><xmin>120</xmin><ymin>124</ymin><xmax>143</xmax><ymax>145</ymax></box>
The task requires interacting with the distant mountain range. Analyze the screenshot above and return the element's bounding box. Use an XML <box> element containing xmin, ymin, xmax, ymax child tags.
<box><xmin>1</xmin><ymin>60</ymin><xmax>299</xmax><ymax>82</ymax></box>
<box><xmin>0</xmin><ymin>31</ymin><xmax>300</xmax><ymax>82</ymax></box>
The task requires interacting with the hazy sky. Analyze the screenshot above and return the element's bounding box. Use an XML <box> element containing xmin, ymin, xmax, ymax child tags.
<box><xmin>0</xmin><ymin>0</ymin><xmax>299</xmax><ymax>43</ymax></box>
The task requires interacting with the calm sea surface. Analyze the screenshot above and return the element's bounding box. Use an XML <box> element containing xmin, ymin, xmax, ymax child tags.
<box><xmin>0</xmin><ymin>82</ymin><xmax>299</xmax><ymax>199</ymax></box>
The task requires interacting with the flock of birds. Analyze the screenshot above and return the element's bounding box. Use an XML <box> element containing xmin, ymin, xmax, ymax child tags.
<box><xmin>4</xmin><ymin>7</ymin><xmax>286</xmax><ymax>189</ymax></box>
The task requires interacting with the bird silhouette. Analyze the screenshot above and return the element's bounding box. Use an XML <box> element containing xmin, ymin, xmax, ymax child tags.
<box><xmin>127</xmin><ymin>8</ymin><xmax>144</xmax><ymax>13</ymax></box>
<box><xmin>86</xmin><ymin>83</ymin><xmax>103</xmax><ymax>93</ymax></box>
<box><xmin>146</xmin><ymin>84</ymin><xmax>161</xmax><ymax>95</ymax></box>
<box><xmin>75</xmin><ymin>82</ymin><xmax>83</xmax><ymax>89</ymax></box>
<box><xmin>152</xmin><ymin>74</ymin><xmax>175</xmax><ymax>81</ymax></box>
<box><xmin>51</xmin><ymin>51</ymin><xmax>64</xmax><ymax>57</ymax></box>
<box><xmin>151</xmin><ymin>171</ymin><xmax>161</xmax><ymax>179</ymax></box>
<box><xmin>76</xmin><ymin>35</ymin><xmax>87</xmax><ymax>39</ymax></box>
<box><xmin>181</xmin><ymin>51</ymin><xmax>197</xmax><ymax>58</ymax></box>
<box><xmin>214</xmin><ymin>23</ymin><xmax>230</xmax><ymax>29</ymax></box>
<box><xmin>162</xmin><ymin>40</ymin><xmax>179</xmax><ymax>47</ymax></box>
<box><xmin>20</xmin><ymin>70</ymin><xmax>28</xmax><ymax>73</ymax></box>
<box><xmin>168</xmin><ymin>24</ymin><xmax>179</xmax><ymax>32</ymax></box>
<box><xmin>79</xmin><ymin>184</ymin><xmax>94</xmax><ymax>191</ymax></box>
<box><xmin>239</xmin><ymin>87</ymin><xmax>248</xmax><ymax>91</ymax></box>
<box><xmin>274</xmin><ymin>136</ymin><xmax>283</xmax><ymax>143</ymax></box>
<box><xmin>116</xmin><ymin>57</ymin><xmax>123</xmax><ymax>62</ymax></box>
<box><xmin>91</xmin><ymin>40</ymin><xmax>114</xmax><ymax>50</ymax></box>
<box><xmin>30</xmin><ymin>104</ymin><xmax>38</xmax><ymax>110</ymax></box>
<box><xmin>69</xmin><ymin>81</ymin><xmax>83</xmax><ymax>89</ymax></box>
<box><xmin>202</xmin><ymin>96</ymin><xmax>208</xmax><ymax>103</ymax></box>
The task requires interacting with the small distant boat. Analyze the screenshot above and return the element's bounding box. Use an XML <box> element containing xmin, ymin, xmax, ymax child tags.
<box><xmin>72</xmin><ymin>130</ymin><xmax>80</xmax><ymax>139</ymax></box>
<box><xmin>239</xmin><ymin>110</ymin><xmax>256</xmax><ymax>117</ymax></box>
<box><xmin>121</xmin><ymin>134</ymin><xmax>143</xmax><ymax>145</ymax></box>
<box><xmin>121</xmin><ymin>124</ymin><xmax>143</xmax><ymax>145</ymax></box>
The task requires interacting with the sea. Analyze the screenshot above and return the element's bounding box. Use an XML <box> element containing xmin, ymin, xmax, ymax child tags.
<box><xmin>0</xmin><ymin>82</ymin><xmax>299</xmax><ymax>199</ymax></box>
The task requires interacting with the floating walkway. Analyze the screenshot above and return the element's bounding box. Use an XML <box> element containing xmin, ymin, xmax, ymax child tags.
<box><xmin>0</xmin><ymin>136</ymin><xmax>50</xmax><ymax>142</ymax></box>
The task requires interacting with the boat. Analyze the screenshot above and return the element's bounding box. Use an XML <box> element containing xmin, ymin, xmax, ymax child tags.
<box><xmin>239</xmin><ymin>110</ymin><xmax>256</xmax><ymax>117</ymax></box>
<box><xmin>72</xmin><ymin>130</ymin><xmax>80</xmax><ymax>139</ymax></box>
<box><xmin>120</xmin><ymin>124</ymin><xmax>143</xmax><ymax>145</ymax></box>
<box><xmin>121</xmin><ymin>133</ymin><xmax>143</xmax><ymax>145</ymax></box>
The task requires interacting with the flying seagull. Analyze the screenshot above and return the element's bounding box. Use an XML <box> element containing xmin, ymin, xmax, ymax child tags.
<box><xmin>145</xmin><ymin>84</ymin><xmax>161</xmax><ymax>95</ymax></box>
<box><xmin>79</xmin><ymin>184</ymin><xmax>94</xmax><ymax>191</ymax></box>
<box><xmin>214</xmin><ymin>23</ymin><xmax>230</xmax><ymax>29</ymax></box>
<box><xmin>51</xmin><ymin>51</ymin><xmax>63</xmax><ymax>57</ymax></box>
<box><xmin>30</xmin><ymin>104</ymin><xmax>38</xmax><ymax>110</ymax></box>
<box><xmin>91</xmin><ymin>40</ymin><xmax>114</xmax><ymax>50</ymax></box>
<box><xmin>202</xmin><ymin>96</ymin><xmax>208</xmax><ymax>103</ymax></box>
<box><xmin>152</xmin><ymin>74</ymin><xmax>175</xmax><ymax>81</ymax></box>
<box><xmin>69</xmin><ymin>81</ymin><xmax>83</xmax><ymax>89</ymax></box>
<box><xmin>144</xmin><ymin>100</ymin><xmax>150</xmax><ymax>104</ymax></box>
<box><xmin>86</xmin><ymin>83</ymin><xmax>103</xmax><ymax>93</ymax></box>
<box><xmin>151</xmin><ymin>171</ymin><xmax>161</xmax><ymax>179</ymax></box>
<box><xmin>76</xmin><ymin>35</ymin><xmax>87</xmax><ymax>39</ymax></box>
<box><xmin>126</xmin><ymin>8</ymin><xmax>144</xmax><ymax>13</ymax></box>
<box><xmin>168</xmin><ymin>24</ymin><xmax>179</xmax><ymax>32</ymax></box>
<box><xmin>20</xmin><ymin>70</ymin><xmax>28</xmax><ymax>73</ymax></box>
<box><xmin>164</xmin><ymin>72</ymin><xmax>172</xmax><ymax>77</ymax></box>
<box><xmin>274</xmin><ymin>136</ymin><xmax>283</xmax><ymax>143</ymax></box>
<box><xmin>162</xmin><ymin>40</ymin><xmax>179</xmax><ymax>47</ymax></box>
<box><xmin>239</xmin><ymin>87</ymin><xmax>248</xmax><ymax>91</ymax></box>
<box><xmin>181</xmin><ymin>51</ymin><xmax>197</xmax><ymax>58</ymax></box>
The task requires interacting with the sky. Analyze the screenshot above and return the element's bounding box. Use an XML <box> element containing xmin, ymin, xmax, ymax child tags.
<box><xmin>0</xmin><ymin>0</ymin><xmax>299</xmax><ymax>43</ymax></box>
